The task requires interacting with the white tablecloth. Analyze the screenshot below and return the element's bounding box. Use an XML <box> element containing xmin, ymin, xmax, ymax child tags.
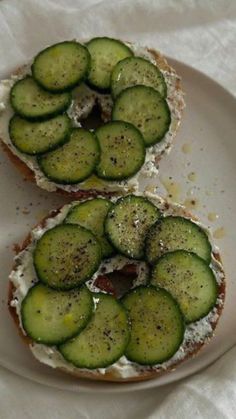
<box><xmin>0</xmin><ymin>0</ymin><xmax>236</xmax><ymax>417</ymax></box>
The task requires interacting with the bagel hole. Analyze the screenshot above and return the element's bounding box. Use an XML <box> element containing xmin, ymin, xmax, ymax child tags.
<box><xmin>94</xmin><ymin>264</ymin><xmax>138</xmax><ymax>298</ymax></box>
<box><xmin>79</xmin><ymin>103</ymin><xmax>104</xmax><ymax>130</ymax></box>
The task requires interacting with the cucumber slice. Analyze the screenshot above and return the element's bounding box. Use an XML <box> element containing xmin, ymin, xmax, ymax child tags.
<box><xmin>32</xmin><ymin>41</ymin><xmax>90</xmax><ymax>92</ymax></box>
<box><xmin>59</xmin><ymin>293</ymin><xmax>130</xmax><ymax>369</ymax></box>
<box><xmin>95</xmin><ymin>121</ymin><xmax>145</xmax><ymax>181</ymax></box>
<box><xmin>146</xmin><ymin>216</ymin><xmax>212</xmax><ymax>265</ymax></box>
<box><xmin>21</xmin><ymin>284</ymin><xmax>93</xmax><ymax>345</ymax></box>
<box><xmin>38</xmin><ymin>128</ymin><xmax>100</xmax><ymax>184</ymax></box>
<box><xmin>33</xmin><ymin>224</ymin><xmax>102</xmax><ymax>290</ymax></box>
<box><xmin>65</xmin><ymin>198</ymin><xmax>115</xmax><ymax>258</ymax></box>
<box><xmin>86</xmin><ymin>37</ymin><xmax>133</xmax><ymax>91</ymax></box>
<box><xmin>122</xmin><ymin>286</ymin><xmax>185</xmax><ymax>365</ymax></box>
<box><xmin>112</xmin><ymin>85</ymin><xmax>171</xmax><ymax>147</ymax></box>
<box><xmin>10</xmin><ymin>77</ymin><xmax>71</xmax><ymax>120</ymax></box>
<box><xmin>151</xmin><ymin>250</ymin><xmax>218</xmax><ymax>323</ymax></box>
<box><xmin>105</xmin><ymin>195</ymin><xmax>160</xmax><ymax>259</ymax></box>
<box><xmin>9</xmin><ymin>114</ymin><xmax>72</xmax><ymax>155</ymax></box>
<box><xmin>111</xmin><ymin>56</ymin><xmax>167</xmax><ymax>98</ymax></box>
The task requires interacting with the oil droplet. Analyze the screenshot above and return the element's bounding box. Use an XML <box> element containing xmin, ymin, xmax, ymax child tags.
<box><xmin>22</xmin><ymin>208</ymin><xmax>30</xmax><ymax>215</ymax></box>
<box><xmin>187</xmin><ymin>172</ymin><xmax>197</xmax><ymax>182</ymax></box>
<box><xmin>160</xmin><ymin>177</ymin><xmax>182</xmax><ymax>202</ymax></box>
<box><xmin>183</xmin><ymin>198</ymin><xmax>200</xmax><ymax>210</ymax></box>
<box><xmin>208</xmin><ymin>212</ymin><xmax>219</xmax><ymax>222</ymax></box>
<box><xmin>182</xmin><ymin>143</ymin><xmax>192</xmax><ymax>154</ymax></box>
<box><xmin>213</xmin><ymin>227</ymin><xmax>226</xmax><ymax>239</ymax></box>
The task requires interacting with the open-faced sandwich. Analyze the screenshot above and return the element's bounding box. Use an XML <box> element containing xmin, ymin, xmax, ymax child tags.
<box><xmin>9</xmin><ymin>193</ymin><xmax>225</xmax><ymax>382</ymax></box>
<box><xmin>0</xmin><ymin>37</ymin><xmax>184</xmax><ymax>196</ymax></box>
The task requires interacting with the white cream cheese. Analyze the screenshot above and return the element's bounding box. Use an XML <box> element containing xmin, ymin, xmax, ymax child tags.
<box><xmin>0</xmin><ymin>43</ymin><xmax>185</xmax><ymax>193</ymax></box>
<box><xmin>9</xmin><ymin>193</ymin><xmax>225</xmax><ymax>379</ymax></box>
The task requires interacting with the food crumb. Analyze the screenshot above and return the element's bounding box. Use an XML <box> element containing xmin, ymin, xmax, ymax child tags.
<box><xmin>22</xmin><ymin>208</ymin><xmax>30</xmax><ymax>215</ymax></box>
<box><xmin>145</xmin><ymin>184</ymin><xmax>157</xmax><ymax>194</ymax></box>
<box><xmin>183</xmin><ymin>198</ymin><xmax>199</xmax><ymax>210</ymax></box>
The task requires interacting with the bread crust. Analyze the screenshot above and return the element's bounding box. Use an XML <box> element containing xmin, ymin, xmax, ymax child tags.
<box><xmin>1</xmin><ymin>44</ymin><xmax>184</xmax><ymax>197</ymax></box>
<box><xmin>8</xmin><ymin>203</ymin><xmax>225</xmax><ymax>383</ymax></box>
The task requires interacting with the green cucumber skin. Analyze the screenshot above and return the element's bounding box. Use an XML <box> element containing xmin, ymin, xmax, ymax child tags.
<box><xmin>21</xmin><ymin>284</ymin><xmax>94</xmax><ymax>346</ymax></box>
<box><xmin>37</xmin><ymin>128</ymin><xmax>101</xmax><ymax>185</ymax></box>
<box><xmin>37</xmin><ymin>154</ymin><xmax>100</xmax><ymax>185</ymax></box>
<box><xmin>32</xmin><ymin>41</ymin><xmax>91</xmax><ymax>93</ymax></box>
<box><xmin>86</xmin><ymin>37</ymin><xmax>134</xmax><ymax>92</ymax></box>
<box><xmin>59</xmin><ymin>292</ymin><xmax>131</xmax><ymax>369</ymax></box>
<box><xmin>145</xmin><ymin>216</ymin><xmax>212</xmax><ymax>265</ymax></box>
<box><xmin>105</xmin><ymin>195</ymin><xmax>160</xmax><ymax>260</ymax></box>
<box><xmin>10</xmin><ymin>76</ymin><xmax>72</xmax><ymax>121</ymax></box>
<box><xmin>151</xmin><ymin>250</ymin><xmax>218</xmax><ymax>323</ymax></box>
<box><xmin>65</xmin><ymin>198</ymin><xmax>115</xmax><ymax>259</ymax></box>
<box><xmin>112</xmin><ymin>85</ymin><xmax>171</xmax><ymax>147</ymax></box>
<box><xmin>9</xmin><ymin>114</ymin><xmax>73</xmax><ymax>156</ymax></box>
<box><xmin>111</xmin><ymin>56</ymin><xmax>167</xmax><ymax>99</ymax></box>
<box><xmin>95</xmin><ymin>121</ymin><xmax>145</xmax><ymax>181</ymax></box>
<box><xmin>33</xmin><ymin>224</ymin><xmax>102</xmax><ymax>291</ymax></box>
<box><xmin>65</xmin><ymin>198</ymin><xmax>113</xmax><ymax>231</ymax></box>
<box><xmin>122</xmin><ymin>285</ymin><xmax>185</xmax><ymax>365</ymax></box>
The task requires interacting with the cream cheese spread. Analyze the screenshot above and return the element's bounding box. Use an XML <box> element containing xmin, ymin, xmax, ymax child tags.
<box><xmin>0</xmin><ymin>43</ymin><xmax>185</xmax><ymax>194</ymax></box>
<box><xmin>9</xmin><ymin>193</ymin><xmax>225</xmax><ymax>379</ymax></box>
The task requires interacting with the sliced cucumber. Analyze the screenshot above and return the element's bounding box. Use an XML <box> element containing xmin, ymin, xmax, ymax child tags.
<box><xmin>122</xmin><ymin>286</ymin><xmax>185</xmax><ymax>365</ymax></box>
<box><xmin>151</xmin><ymin>250</ymin><xmax>218</xmax><ymax>323</ymax></box>
<box><xmin>65</xmin><ymin>198</ymin><xmax>115</xmax><ymax>258</ymax></box>
<box><xmin>59</xmin><ymin>293</ymin><xmax>130</xmax><ymax>369</ymax></box>
<box><xmin>10</xmin><ymin>76</ymin><xmax>71</xmax><ymax>120</ymax></box>
<box><xmin>33</xmin><ymin>224</ymin><xmax>101</xmax><ymax>290</ymax></box>
<box><xmin>86</xmin><ymin>37</ymin><xmax>133</xmax><ymax>91</ymax></box>
<box><xmin>112</xmin><ymin>85</ymin><xmax>171</xmax><ymax>147</ymax></box>
<box><xmin>38</xmin><ymin>128</ymin><xmax>100</xmax><ymax>184</ymax></box>
<box><xmin>95</xmin><ymin>121</ymin><xmax>145</xmax><ymax>181</ymax></box>
<box><xmin>21</xmin><ymin>284</ymin><xmax>93</xmax><ymax>345</ymax></box>
<box><xmin>32</xmin><ymin>41</ymin><xmax>90</xmax><ymax>92</ymax></box>
<box><xmin>111</xmin><ymin>56</ymin><xmax>167</xmax><ymax>98</ymax></box>
<box><xmin>146</xmin><ymin>216</ymin><xmax>212</xmax><ymax>265</ymax></box>
<box><xmin>9</xmin><ymin>114</ymin><xmax>72</xmax><ymax>155</ymax></box>
<box><xmin>105</xmin><ymin>195</ymin><xmax>160</xmax><ymax>259</ymax></box>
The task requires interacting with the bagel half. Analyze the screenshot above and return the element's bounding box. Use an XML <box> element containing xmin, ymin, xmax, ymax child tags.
<box><xmin>0</xmin><ymin>41</ymin><xmax>185</xmax><ymax>197</ymax></box>
<box><xmin>8</xmin><ymin>192</ymin><xmax>225</xmax><ymax>383</ymax></box>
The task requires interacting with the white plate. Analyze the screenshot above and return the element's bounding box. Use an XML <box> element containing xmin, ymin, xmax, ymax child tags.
<box><xmin>0</xmin><ymin>58</ymin><xmax>236</xmax><ymax>393</ymax></box>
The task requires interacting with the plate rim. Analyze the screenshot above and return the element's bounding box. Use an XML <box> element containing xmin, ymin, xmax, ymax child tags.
<box><xmin>1</xmin><ymin>56</ymin><xmax>236</xmax><ymax>393</ymax></box>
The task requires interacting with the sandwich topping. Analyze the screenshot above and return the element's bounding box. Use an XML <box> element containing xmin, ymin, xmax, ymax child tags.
<box><xmin>9</xmin><ymin>193</ymin><xmax>225</xmax><ymax>379</ymax></box>
<box><xmin>3</xmin><ymin>37</ymin><xmax>224</xmax><ymax>382</ymax></box>
<box><xmin>0</xmin><ymin>38</ymin><xmax>184</xmax><ymax>193</ymax></box>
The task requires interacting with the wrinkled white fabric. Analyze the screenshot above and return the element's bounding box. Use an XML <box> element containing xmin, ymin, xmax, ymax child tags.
<box><xmin>0</xmin><ymin>346</ymin><xmax>235</xmax><ymax>419</ymax></box>
<box><xmin>0</xmin><ymin>0</ymin><xmax>236</xmax><ymax>95</ymax></box>
<box><xmin>0</xmin><ymin>0</ymin><xmax>235</xmax><ymax>418</ymax></box>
